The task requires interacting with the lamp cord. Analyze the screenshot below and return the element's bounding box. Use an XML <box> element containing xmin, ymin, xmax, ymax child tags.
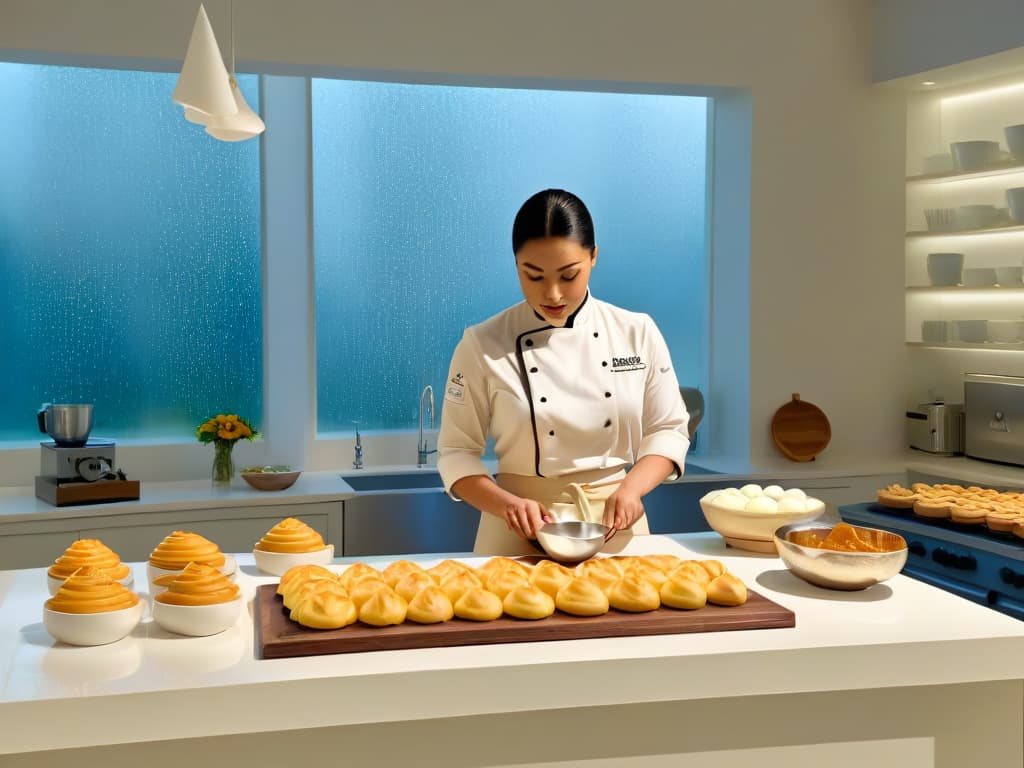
<box><xmin>229</xmin><ymin>0</ymin><xmax>235</xmax><ymax>79</ymax></box>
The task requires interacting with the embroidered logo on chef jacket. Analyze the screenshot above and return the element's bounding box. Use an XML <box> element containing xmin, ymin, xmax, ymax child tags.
<box><xmin>445</xmin><ymin>372</ymin><xmax>466</xmax><ymax>404</ymax></box>
<box><xmin>610</xmin><ymin>355</ymin><xmax>646</xmax><ymax>373</ymax></box>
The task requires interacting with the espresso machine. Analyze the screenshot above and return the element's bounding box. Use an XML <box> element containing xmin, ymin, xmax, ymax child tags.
<box><xmin>34</xmin><ymin>403</ymin><xmax>140</xmax><ymax>506</ymax></box>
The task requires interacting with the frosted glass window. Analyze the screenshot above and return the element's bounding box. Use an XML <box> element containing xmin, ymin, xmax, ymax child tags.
<box><xmin>0</xmin><ymin>63</ymin><xmax>262</xmax><ymax>443</ymax></box>
<box><xmin>313</xmin><ymin>81</ymin><xmax>707</xmax><ymax>433</ymax></box>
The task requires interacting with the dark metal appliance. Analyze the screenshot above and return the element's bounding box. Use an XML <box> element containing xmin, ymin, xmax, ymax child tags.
<box><xmin>840</xmin><ymin>502</ymin><xmax>1024</xmax><ymax>620</ymax></box>
<box><xmin>34</xmin><ymin>439</ymin><xmax>140</xmax><ymax>506</ymax></box>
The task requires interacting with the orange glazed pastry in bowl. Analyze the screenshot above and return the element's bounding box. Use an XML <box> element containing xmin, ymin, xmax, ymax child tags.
<box><xmin>47</xmin><ymin>538</ymin><xmax>133</xmax><ymax>596</ymax></box>
<box><xmin>151</xmin><ymin>562</ymin><xmax>243</xmax><ymax>636</ymax></box>
<box><xmin>147</xmin><ymin>531</ymin><xmax>235</xmax><ymax>594</ymax></box>
<box><xmin>43</xmin><ymin>566</ymin><xmax>144</xmax><ymax>646</ymax></box>
<box><xmin>252</xmin><ymin>517</ymin><xmax>334</xmax><ymax>576</ymax></box>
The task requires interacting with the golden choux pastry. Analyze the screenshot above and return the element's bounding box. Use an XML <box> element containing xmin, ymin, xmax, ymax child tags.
<box><xmin>153</xmin><ymin>562</ymin><xmax>240</xmax><ymax>605</ymax></box>
<box><xmin>291</xmin><ymin>588</ymin><xmax>358</xmax><ymax>630</ymax></box>
<box><xmin>427</xmin><ymin>558</ymin><xmax>474</xmax><ymax>583</ymax></box>
<box><xmin>283</xmin><ymin>577</ymin><xmax>348</xmax><ymax>611</ymax></box>
<box><xmin>406</xmin><ymin>585</ymin><xmax>455</xmax><ymax>624</ymax></box>
<box><xmin>277</xmin><ymin>564</ymin><xmax>336</xmax><ymax>596</ymax></box>
<box><xmin>641</xmin><ymin>554</ymin><xmax>683</xmax><ymax>573</ymax></box>
<box><xmin>394</xmin><ymin>571</ymin><xmax>437</xmax><ymax>602</ymax></box>
<box><xmin>358</xmin><ymin>587</ymin><xmax>408</xmax><ymax>626</ymax></box>
<box><xmin>698</xmin><ymin>559</ymin><xmax>727</xmax><ymax>579</ymax></box>
<box><xmin>624</xmin><ymin>561</ymin><xmax>669</xmax><ymax>589</ymax></box>
<box><xmin>671</xmin><ymin>562</ymin><xmax>711</xmax><ymax>587</ymax></box>
<box><xmin>608</xmin><ymin>576</ymin><xmax>661</xmax><ymax>613</ymax></box>
<box><xmin>503</xmin><ymin>584</ymin><xmax>555</xmax><ymax>620</ymax></box>
<box><xmin>338</xmin><ymin>562</ymin><xmax>382</xmax><ymax>589</ymax></box>
<box><xmin>659</xmin><ymin>574</ymin><xmax>708</xmax><ymax>610</ymax></box>
<box><xmin>348</xmin><ymin>578</ymin><xmax>389</xmax><ymax>610</ymax></box>
<box><xmin>382</xmin><ymin>559</ymin><xmax>426</xmax><ymax>588</ymax></box>
<box><xmin>48</xmin><ymin>539</ymin><xmax>130</xmax><ymax>582</ymax></box>
<box><xmin>530</xmin><ymin>560</ymin><xmax>574</xmax><ymax>598</ymax></box>
<box><xmin>555</xmin><ymin>577</ymin><xmax>610</xmax><ymax>617</ymax></box>
<box><xmin>454</xmin><ymin>587</ymin><xmax>503</xmax><ymax>621</ymax></box>
<box><xmin>486</xmin><ymin>567</ymin><xmax>529</xmax><ymax>600</ymax></box>
<box><xmin>440</xmin><ymin>570</ymin><xmax>483</xmax><ymax>603</ymax></box>
<box><xmin>255</xmin><ymin>517</ymin><xmax>326</xmax><ymax>553</ymax></box>
<box><xmin>149</xmin><ymin>531</ymin><xmax>226</xmax><ymax>571</ymax></box>
<box><xmin>477</xmin><ymin>556</ymin><xmax>531</xmax><ymax>581</ymax></box>
<box><xmin>574</xmin><ymin>558</ymin><xmax>622</xmax><ymax>594</ymax></box>
<box><xmin>45</xmin><ymin>566</ymin><xmax>140</xmax><ymax>614</ymax></box>
<box><xmin>707</xmin><ymin>573</ymin><xmax>748</xmax><ymax>606</ymax></box>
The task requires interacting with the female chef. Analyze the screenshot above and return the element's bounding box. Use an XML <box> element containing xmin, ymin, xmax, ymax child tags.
<box><xmin>436</xmin><ymin>189</ymin><xmax>690</xmax><ymax>555</ymax></box>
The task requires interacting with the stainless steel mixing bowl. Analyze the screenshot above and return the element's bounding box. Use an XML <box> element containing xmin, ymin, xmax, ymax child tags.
<box><xmin>774</xmin><ymin>522</ymin><xmax>908</xmax><ymax>591</ymax></box>
<box><xmin>535</xmin><ymin>521</ymin><xmax>611</xmax><ymax>563</ymax></box>
<box><xmin>37</xmin><ymin>403</ymin><xmax>94</xmax><ymax>447</ymax></box>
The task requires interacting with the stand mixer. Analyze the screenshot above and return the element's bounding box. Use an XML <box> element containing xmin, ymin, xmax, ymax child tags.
<box><xmin>34</xmin><ymin>403</ymin><xmax>140</xmax><ymax>506</ymax></box>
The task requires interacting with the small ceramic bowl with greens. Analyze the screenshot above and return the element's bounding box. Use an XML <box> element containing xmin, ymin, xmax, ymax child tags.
<box><xmin>240</xmin><ymin>465</ymin><xmax>301</xmax><ymax>491</ymax></box>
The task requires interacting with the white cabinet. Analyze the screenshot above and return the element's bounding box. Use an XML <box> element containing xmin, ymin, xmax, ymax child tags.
<box><xmin>905</xmin><ymin>76</ymin><xmax>1024</xmax><ymax>349</ymax></box>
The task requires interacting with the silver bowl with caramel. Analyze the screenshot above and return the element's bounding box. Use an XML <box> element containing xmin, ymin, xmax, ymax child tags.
<box><xmin>774</xmin><ymin>522</ymin><xmax>908</xmax><ymax>591</ymax></box>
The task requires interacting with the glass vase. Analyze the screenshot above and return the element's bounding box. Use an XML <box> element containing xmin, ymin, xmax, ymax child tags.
<box><xmin>211</xmin><ymin>440</ymin><xmax>235</xmax><ymax>486</ymax></box>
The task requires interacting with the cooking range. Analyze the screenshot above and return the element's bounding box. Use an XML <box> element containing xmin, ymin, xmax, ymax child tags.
<box><xmin>840</xmin><ymin>502</ymin><xmax>1024</xmax><ymax>620</ymax></box>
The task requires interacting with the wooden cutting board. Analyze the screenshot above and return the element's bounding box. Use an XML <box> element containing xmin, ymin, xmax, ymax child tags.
<box><xmin>255</xmin><ymin>584</ymin><xmax>795</xmax><ymax>660</ymax></box>
<box><xmin>771</xmin><ymin>393</ymin><xmax>831</xmax><ymax>462</ymax></box>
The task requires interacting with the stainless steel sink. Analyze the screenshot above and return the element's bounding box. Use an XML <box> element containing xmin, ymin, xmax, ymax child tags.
<box><xmin>341</xmin><ymin>472</ymin><xmax>444</xmax><ymax>493</ymax></box>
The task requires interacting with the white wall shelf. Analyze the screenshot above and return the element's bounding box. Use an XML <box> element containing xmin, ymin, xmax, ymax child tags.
<box><xmin>906</xmin><ymin>161</ymin><xmax>1024</xmax><ymax>184</ymax></box>
<box><xmin>906</xmin><ymin>285</ymin><xmax>1024</xmax><ymax>292</ymax></box>
<box><xmin>907</xmin><ymin>341</ymin><xmax>1024</xmax><ymax>350</ymax></box>
<box><xmin>906</xmin><ymin>223</ymin><xmax>1024</xmax><ymax>238</ymax></box>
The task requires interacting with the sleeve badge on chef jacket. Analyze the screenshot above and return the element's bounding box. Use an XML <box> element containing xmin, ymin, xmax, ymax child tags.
<box><xmin>445</xmin><ymin>372</ymin><xmax>466</xmax><ymax>404</ymax></box>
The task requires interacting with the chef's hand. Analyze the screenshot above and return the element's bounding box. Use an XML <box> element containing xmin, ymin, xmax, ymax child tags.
<box><xmin>603</xmin><ymin>487</ymin><xmax>645</xmax><ymax>533</ymax></box>
<box><xmin>504</xmin><ymin>497</ymin><xmax>551</xmax><ymax>540</ymax></box>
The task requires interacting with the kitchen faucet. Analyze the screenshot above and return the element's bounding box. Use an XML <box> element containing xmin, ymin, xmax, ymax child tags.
<box><xmin>352</xmin><ymin>428</ymin><xmax>363</xmax><ymax>470</ymax></box>
<box><xmin>417</xmin><ymin>385</ymin><xmax>437</xmax><ymax>467</ymax></box>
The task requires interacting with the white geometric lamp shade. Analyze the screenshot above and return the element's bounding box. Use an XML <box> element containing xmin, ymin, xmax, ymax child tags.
<box><xmin>205</xmin><ymin>78</ymin><xmax>266</xmax><ymax>141</ymax></box>
<box><xmin>172</xmin><ymin>4</ymin><xmax>237</xmax><ymax>120</ymax></box>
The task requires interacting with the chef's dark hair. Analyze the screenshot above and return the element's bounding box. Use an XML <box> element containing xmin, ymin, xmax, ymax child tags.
<box><xmin>512</xmin><ymin>189</ymin><xmax>595</xmax><ymax>255</ymax></box>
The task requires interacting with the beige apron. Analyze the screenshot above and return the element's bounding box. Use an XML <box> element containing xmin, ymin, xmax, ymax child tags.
<box><xmin>473</xmin><ymin>467</ymin><xmax>649</xmax><ymax>556</ymax></box>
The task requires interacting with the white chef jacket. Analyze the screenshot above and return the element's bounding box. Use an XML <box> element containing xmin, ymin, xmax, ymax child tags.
<box><xmin>437</xmin><ymin>293</ymin><xmax>690</xmax><ymax>497</ymax></box>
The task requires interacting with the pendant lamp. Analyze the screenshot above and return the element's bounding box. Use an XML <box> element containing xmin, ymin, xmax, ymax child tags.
<box><xmin>172</xmin><ymin>4</ymin><xmax>236</xmax><ymax>122</ymax></box>
<box><xmin>173</xmin><ymin>2</ymin><xmax>264</xmax><ymax>141</ymax></box>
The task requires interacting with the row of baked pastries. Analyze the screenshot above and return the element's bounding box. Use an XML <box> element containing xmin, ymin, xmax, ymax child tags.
<box><xmin>278</xmin><ymin>555</ymin><xmax>749</xmax><ymax>630</ymax></box>
<box><xmin>877</xmin><ymin>482</ymin><xmax>1024</xmax><ymax>534</ymax></box>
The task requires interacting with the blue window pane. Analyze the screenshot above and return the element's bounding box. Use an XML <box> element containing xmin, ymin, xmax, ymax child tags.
<box><xmin>0</xmin><ymin>63</ymin><xmax>262</xmax><ymax>442</ymax></box>
<box><xmin>313</xmin><ymin>81</ymin><xmax>707</xmax><ymax>433</ymax></box>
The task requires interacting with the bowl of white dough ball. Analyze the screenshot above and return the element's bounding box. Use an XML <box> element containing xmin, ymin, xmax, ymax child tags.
<box><xmin>699</xmin><ymin>484</ymin><xmax>826</xmax><ymax>553</ymax></box>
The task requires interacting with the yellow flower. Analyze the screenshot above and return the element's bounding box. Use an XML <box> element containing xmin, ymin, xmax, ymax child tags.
<box><xmin>196</xmin><ymin>411</ymin><xmax>258</xmax><ymax>444</ymax></box>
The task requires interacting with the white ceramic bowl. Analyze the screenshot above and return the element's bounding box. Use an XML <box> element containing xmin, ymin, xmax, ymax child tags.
<box><xmin>925</xmin><ymin>252</ymin><xmax>964</xmax><ymax>286</ymax></box>
<box><xmin>988</xmin><ymin>320</ymin><xmax>1022</xmax><ymax>343</ymax></box>
<box><xmin>1006</xmin><ymin>124</ymin><xmax>1024</xmax><ymax>160</ymax></box>
<box><xmin>43</xmin><ymin>601</ymin><xmax>144</xmax><ymax>646</ymax></box>
<box><xmin>151</xmin><ymin>595</ymin><xmax>244</xmax><ymax>637</ymax></box>
<box><xmin>950</xmin><ymin>140</ymin><xmax>1000</xmax><ymax>172</ymax></box>
<box><xmin>955</xmin><ymin>205</ymin><xmax>1000</xmax><ymax>231</ymax></box>
<box><xmin>699</xmin><ymin>494</ymin><xmax>826</xmax><ymax>553</ymax></box>
<box><xmin>47</xmin><ymin>570</ymin><xmax>134</xmax><ymax>597</ymax></box>
<box><xmin>147</xmin><ymin>554</ymin><xmax>236</xmax><ymax>595</ymax></box>
<box><xmin>252</xmin><ymin>544</ymin><xmax>335</xmax><ymax>576</ymax></box>
<box><xmin>996</xmin><ymin>265</ymin><xmax>1024</xmax><ymax>286</ymax></box>
<box><xmin>961</xmin><ymin>267</ymin><xmax>998</xmax><ymax>287</ymax></box>
<box><xmin>955</xmin><ymin>319</ymin><xmax>989</xmax><ymax>343</ymax></box>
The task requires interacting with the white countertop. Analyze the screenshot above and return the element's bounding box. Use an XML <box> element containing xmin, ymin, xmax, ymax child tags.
<box><xmin>0</xmin><ymin>471</ymin><xmax>356</xmax><ymax>524</ymax></box>
<box><xmin>2</xmin><ymin>532</ymin><xmax>1023</xmax><ymax>755</ymax></box>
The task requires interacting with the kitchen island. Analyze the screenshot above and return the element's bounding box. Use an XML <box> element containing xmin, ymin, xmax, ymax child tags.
<box><xmin>1</xmin><ymin>533</ymin><xmax>1022</xmax><ymax>768</ymax></box>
